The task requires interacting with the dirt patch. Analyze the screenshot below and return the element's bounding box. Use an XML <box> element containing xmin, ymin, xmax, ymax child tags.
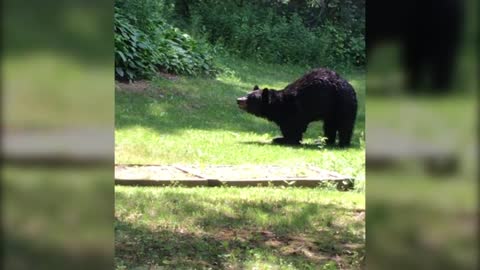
<box><xmin>158</xmin><ymin>72</ymin><xmax>179</xmax><ymax>81</ymax></box>
<box><xmin>115</xmin><ymin>81</ymin><xmax>174</xmax><ymax>100</ymax></box>
<box><xmin>116</xmin><ymin>80</ymin><xmax>151</xmax><ymax>93</ymax></box>
<box><xmin>354</xmin><ymin>210</ymin><xmax>365</xmax><ymax>221</ymax></box>
<box><xmin>211</xmin><ymin>228</ymin><xmax>345</xmax><ymax>264</ymax></box>
<box><xmin>116</xmin><ymin>221</ymin><xmax>364</xmax><ymax>269</ymax></box>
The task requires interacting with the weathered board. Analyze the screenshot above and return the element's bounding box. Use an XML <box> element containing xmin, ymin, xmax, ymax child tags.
<box><xmin>115</xmin><ymin>164</ymin><xmax>355</xmax><ymax>190</ymax></box>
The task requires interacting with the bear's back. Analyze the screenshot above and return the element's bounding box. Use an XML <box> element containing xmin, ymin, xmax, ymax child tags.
<box><xmin>284</xmin><ymin>68</ymin><xmax>344</xmax><ymax>95</ymax></box>
<box><xmin>282</xmin><ymin>68</ymin><xmax>356</xmax><ymax>120</ymax></box>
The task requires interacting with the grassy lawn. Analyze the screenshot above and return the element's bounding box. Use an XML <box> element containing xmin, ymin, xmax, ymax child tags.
<box><xmin>115</xmin><ymin>187</ymin><xmax>365</xmax><ymax>269</ymax></box>
<box><xmin>3</xmin><ymin>54</ymin><xmax>113</xmax><ymax>128</ymax></box>
<box><xmin>366</xmin><ymin>43</ymin><xmax>477</xmax><ymax>269</ymax></box>
<box><xmin>115</xmin><ymin>57</ymin><xmax>365</xmax><ymax>269</ymax></box>
<box><xmin>115</xmin><ymin>57</ymin><xmax>365</xmax><ymax>180</ymax></box>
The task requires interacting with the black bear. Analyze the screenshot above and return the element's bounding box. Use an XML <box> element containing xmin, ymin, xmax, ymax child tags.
<box><xmin>367</xmin><ymin>0</ymin><xmax>464</xmax><ymax>92</ymax></box>
<box><xmin>237</xmin><ymin>68</ymin><xmax>357</xmax><ymax>147</ymax></box>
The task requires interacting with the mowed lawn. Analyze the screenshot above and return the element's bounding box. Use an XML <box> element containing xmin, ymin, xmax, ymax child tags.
<box><xmin>115</xmin><ymin>58</ymin><xmax>365</xmax><ymax>269</ymax></box>
<box><xmin>115</xmin><ymin>58</ymin><xmax>365</xmax><ymax>180</ymax></box>
<box><xmin>115</xmin><ymin>187</ymin><xmax>365</xmax><ymax>269</ymax></box>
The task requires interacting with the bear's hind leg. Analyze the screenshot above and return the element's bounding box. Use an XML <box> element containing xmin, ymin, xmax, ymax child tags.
<box><xmin>338</xmin><ymin>119</ymin><xmax>354</xmax><ymax>147</ymax></box>
<box><xmin>323</xmin><ymin>120</ymin><xmax>337</xmax><ymax>146</ymax></box>
<box><xmin>337</xmin><ymin>94</ymin><xmax>357</xmax><ymax>147</ymax></box>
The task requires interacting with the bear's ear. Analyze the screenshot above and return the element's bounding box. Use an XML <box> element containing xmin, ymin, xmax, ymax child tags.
<box><xmin>253</xmin><ymin>85</ymin><xmax>259</xmax><ymax>90</ymax></box>
<box><xmin>261</xmin><ymin>88</ymin><xmax>269</xmax><ymax>103</ymax></box>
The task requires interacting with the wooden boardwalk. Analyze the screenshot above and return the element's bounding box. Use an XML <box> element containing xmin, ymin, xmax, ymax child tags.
<box><xmin>115</xmin><ymin>164</ymin><xmax>355</xmax><ymax>190</ymax></box>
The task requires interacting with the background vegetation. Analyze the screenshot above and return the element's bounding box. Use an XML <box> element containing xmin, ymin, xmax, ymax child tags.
<box><xmin>114</xmin><ymin>0</ymin><xmax>365</xmax><ymax>81</ymax></box>
<box><xmin>114</xmin><ymin>4</ymin><xmax>219</xmax><ymax>81</ymax></box>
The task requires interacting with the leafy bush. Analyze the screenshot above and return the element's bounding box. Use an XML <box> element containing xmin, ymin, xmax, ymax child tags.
<box><xmin>115</xmin><ymin>0</ymin><xmax>365</xmax><ymax>77</ymax></box>
<box><xmin>114</xmin><ymin>9</ymin><xmax>158</xmax><ymax>81</ymax></box>
<box><xmin>157</xmin><ymin>27</ymin><xmax>219</xmax><ymax>77</ymax></box>
<box><xmin>114</xmin><ymin>4</ymin><xmax>218</xmax><ymax>81</ymax></box>
<box><xmin>186</xmin><ymin>2</ymin><xmax>365</xmax><ymax>68</ymax></box>
<box><xmin>322</xmin><ymin>23</ymin><xmax>366</xmax><ymax>68</ymax></box>
<box><xmin>115</xmin><ymin>0</ymin><xmax>165</xmax><ymax>31</ymax></box>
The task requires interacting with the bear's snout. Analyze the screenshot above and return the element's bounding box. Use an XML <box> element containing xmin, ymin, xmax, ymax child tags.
<box><xmin>237</xmin><ymin>97</ymin><xmax>247</xmax><ymax>110</ymax></box>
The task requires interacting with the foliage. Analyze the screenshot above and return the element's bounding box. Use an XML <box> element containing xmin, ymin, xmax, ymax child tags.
<box><xmin>168</xmin><ymin>0</ymin><xmax>365</xmax><ymax>68</ymax></box>
<box><xmin>114</xmin><ymin>9</ymin><xmax>157</xmax><ymax>81</ymax></box>
<box><xmin>322</xmin><ymin>23</ymin><xmax>366</xmax><ymax>67</ymax></box>
<box><xmin>115</xmin><ymin>0</ymin><xmax>166</xmax><ymax>33</ymax></box>
<box><xmin>114</xmin><ymin>4</ymin><xmax>218</xmax><ymax>81</ymax></box>
<box><xmin>114</xmin><ymin>0</ymin><xmax>366</xmax><ymax>77</ymax></box>
<box><xmin>157</xmin><ymin>27</ymin><xmax>219</xmax><ymax>77</ymax></box>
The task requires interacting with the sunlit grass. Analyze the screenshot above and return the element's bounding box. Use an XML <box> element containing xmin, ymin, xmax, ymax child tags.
<box><xmin>115</xmin><ymin>57</ymin><xmax>365</xmax><ymax>181</ymax></box>
<box><xmin>3</xmin><ymin>54</ymin><xmax>113</xmax><ymax>128</ymax></box>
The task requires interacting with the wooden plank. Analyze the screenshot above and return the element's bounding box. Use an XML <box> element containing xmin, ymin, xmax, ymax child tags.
<box><xmin>174</xmin><ymin>165</ymin><xmax>211</xmax><ymax>180</ymax></box>
<box><xmin>208</xmin><ymin>179</ymin><xmax>320</xmax><ymax>187</ymax></box>
<box><xmin>115</xmin><ymin>179</ymin><xmax>209</xmax><ymax>187</ymax></box>
<box><xmin>114</xmin><ymin>164</ymin><xmax>355</xmax><ymax>189</ymax></box>
<box><xmin>367</xmin><ymin>127</ymin><xmax>458</xmax><ymax>175</ymax></box>
<box><xmin>3</xmin><ymin>129</ymin><xmax>112</xmax><ymax>166</ymax></box>
<box><xmin>308</xmin><ymin>166</ymin><xmax>351</xmax><ymax>180</ymax></box>
<box><xmin>115</xmin><ymin>165</ymin><xmax>205</xmax><ymax>181</ymax></box>
<box><xmin>115</xmin><ymin>178</ymin><xmax>350</xmax><ymax>188</ymax></box>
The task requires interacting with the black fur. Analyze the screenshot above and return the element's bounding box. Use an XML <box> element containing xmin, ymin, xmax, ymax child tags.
<box><xmin>237</xmin><ymin>68</ymin><xmax>357</xmax><ymax>147</ymax></box>
<box><xmin>367</xmin><ymin>0</ymin><xmax>463</xmax><ymax>91</ymax></box>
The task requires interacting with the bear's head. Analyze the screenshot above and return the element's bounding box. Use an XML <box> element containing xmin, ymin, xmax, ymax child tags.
<box><xmin>237</xmin><ymin>85</ymin><xmax>271</xmax><ymax>117</ymax></box>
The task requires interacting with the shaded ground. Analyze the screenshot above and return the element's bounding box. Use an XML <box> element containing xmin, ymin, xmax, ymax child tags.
<box><xmin>115</xmin><ymin>187</ymin><xmax>365</xmax><ymax>269</ymax></box>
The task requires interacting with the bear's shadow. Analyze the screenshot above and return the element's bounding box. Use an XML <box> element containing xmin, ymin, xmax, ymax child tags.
<box><xmin>240</xmin><ymin>141</ymin><xmax>359</xmax><ymax>150</ymax></box>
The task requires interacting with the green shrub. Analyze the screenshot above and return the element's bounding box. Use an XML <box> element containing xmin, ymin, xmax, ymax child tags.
<box><xmin>322</xmin><ymin>23</ymin><xmax>365</xmax><ymax>68</ymax></box>
<box><xmin>114</xmin><ymin>3</ymin><xmax>218</xmax><ymax>81</ymax></box>
<box><xmin>157</xmin><ymin>27</ymin><xmax>219</xmax><ymax>77</ymax></box>
<box><xmin>115</xmin><ymin>0</ymin><xmax>168</xmax><ymax>32</ymax></box>
<box><xmin>115</xmin><ymin>0</ymin><xmax>365</xmax><ymax>76</ymax></box>
<box><xmin>187</xmin><ymin>2</ymin><xmax>365</xmax><ymax>69</ymax></box>
<box><xmin>114</xmin><ymin>8</ymin><xmax>158</xmax><ymax>81</ymax></box>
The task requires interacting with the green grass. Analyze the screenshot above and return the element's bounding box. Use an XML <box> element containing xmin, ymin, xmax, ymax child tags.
<box><xmin>366</xmin><ymin>42</ymin><xmax>477</xmax><ymax>269</ymax></box>
<box><xmin>115</xmin><ymin>57</ymin><xmax>365</xmax><ymax>269</ymax></box>
<box><xmin>115</xmin><ymin>57</ymin><xmax>365</xmax><ymax>180</ymax></box>
<box><xmin>115</xmin><ymin>186</ymin><xmax>365</xmax><ymax>269</ymax></box>
<box><xmin>4</xmin><ymin>53</ymin><xmax>113</xmax><ymax>128</ymax></box>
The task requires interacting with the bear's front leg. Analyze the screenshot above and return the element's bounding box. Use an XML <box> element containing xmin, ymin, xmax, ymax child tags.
<box><xmin>273</xmin><ymin>121</ymin><xmax>308</xmax><ymax>145</ymax></box>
